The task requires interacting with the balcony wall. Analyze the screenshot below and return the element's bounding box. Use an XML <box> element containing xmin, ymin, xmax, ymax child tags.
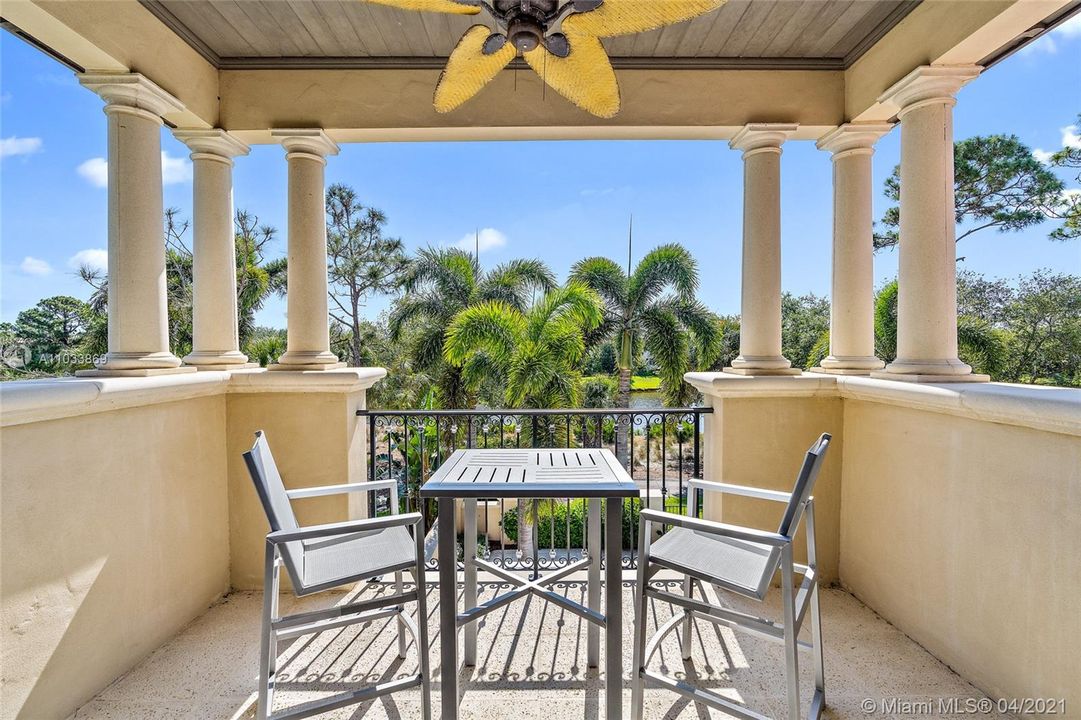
<box><xmin>840</xmin><ymin>394</ymin><xmax>1081</xmax><ymax>710</ymax></box>
<box><xmin>0</xmin><ymin>368</ymin><xmax>382</xmax><ymax>720</ymax></box>
<box><xmin>689</xmin><ymin>373</ymin><xmax>1081</xmax><ymax>711</ymax></box>
<box><xmin>0</xmin><ymin>377</ymin><xmax>231</xmax><ymax>720</ymax></box>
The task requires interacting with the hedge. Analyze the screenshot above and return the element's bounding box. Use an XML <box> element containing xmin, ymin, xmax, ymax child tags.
<box><xmin>500</xmin><ymin>498</ymin><xmax>642</xmax><ymax>549</ymax></box>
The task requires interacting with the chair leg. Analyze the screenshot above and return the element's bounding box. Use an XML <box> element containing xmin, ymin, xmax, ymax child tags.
<box><xmin>806</xmin><ymin>498</ymin><xmax>825</xmax><ymax>707</ymax></box>
<box><xmin>630</xmin><ymin>517</ymin><xmax>652</xmax><ymax>720</ymax></box>
<box><xmin>780</xmin><ymin>545</ymin><xmax>800</xmax><ymax>720</ymax></box>
<box><xmin>394</xmin><ymin>570</ymin><xmax>407</xmax><ymax>659</ymax></box>
<box><xmin>680</xmin><ymin>575</ymin><xmax>694</xmax><ymax>661</ymax></box>
<box><xmin>810</xmin><ymin>581</ymin><xmax>825</xmax><ymax>699</ymax></box>
<box><xmin>413</xmin><ymin>555</ymin><xmax>432</xmax><ymax>720</ymax></box>
<box><xmin>258</xmin><ymin>542</ymin><xmax>280</xmax><ymax>720</ymax></box>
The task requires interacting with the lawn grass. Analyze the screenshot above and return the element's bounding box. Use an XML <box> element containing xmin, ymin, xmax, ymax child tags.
<box><xmin>631</xmin><ymin>375</ymin><xmax>661</xmax><ymax>391</ymax></box>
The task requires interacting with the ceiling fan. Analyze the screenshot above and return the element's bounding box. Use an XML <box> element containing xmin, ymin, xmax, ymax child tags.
<box><xmin>365</xmin><ymin>0</ymin><xmax>725</xmax><ymax>118</ymax></box>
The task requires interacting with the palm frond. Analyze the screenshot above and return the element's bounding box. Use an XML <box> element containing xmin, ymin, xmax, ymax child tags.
<box><xmin>672</xmin><ymin>300</ymin><xmax>723</xmax><ymax>368</ymax></box>
<box><xmin>629</xmin><ymin>243</ymin><xmax>698</xmax><ymax>310</ymax></box>
<box><xmin>444</xmin><ymin>300</ymin><xmax>525</xmax><ymax>368</ymax></box>
<box><xmin>479</xmin><ymin>258</ymin><xmax>557</xmax><ymax>309</ymax></box>
<box><xmin>640</xmin><ymin>305</ymin><xmax>690</xmax><ymax>406</ymax></box>
<box><xmin>525</xmin><ymin>283</ymin><xmax>603</xmax><ymax>341</ymax></box>
<box><xmin>569</xmin><ymin>257</ymin><xmax>629</xmax><ymax>309</ymax></box>
<box><xmin>388</xmin><ymin>293</ymin><xmax>448</xmax><ymax>341</ymax></box>
<box><xmin>404</xmin><ymin>246</ymin><xmax>478</xmax><ymax>299</ymax></box>
<box><xmin>409</xmin><ymin>321</ymin><xmax>448</xmax><ymax>371</ymax></box>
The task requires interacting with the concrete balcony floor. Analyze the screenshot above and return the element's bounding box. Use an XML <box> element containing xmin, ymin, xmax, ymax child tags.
<box><xmin>73</xmin><ymin>573</ymin><xmax>1011</xmax><ymax>720</ymax></box>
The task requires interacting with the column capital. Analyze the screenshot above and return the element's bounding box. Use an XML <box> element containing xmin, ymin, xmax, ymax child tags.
<box><xmin>877</xmin><ymin>65</ymin><xmax>981</xmax><ymax>116</ymax></box>
<box><xmin>174</xmin><ymin>129</ymin><xmax>250</xmax><ymax>160</ymax></box>
<box><xmin>271</xmin><ymin>129</ymin><xmax>340</xmax><ymax>159</ymax></box>
<box><xmin>729</xmin><ymin>124</ymin><xmax>798</xmax><ymax>155</ymax></box>
<box><xmin>816</xmin><ymin>123</ymin><xmax>894</xmax><ymax>156</ymax></box>
<box><xmin>78</xmin><ymin>73</ymin><xmax>185</xmax><ymax>119</ymax></box>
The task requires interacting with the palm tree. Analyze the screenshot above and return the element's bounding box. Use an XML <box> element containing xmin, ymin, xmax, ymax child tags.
<box><xmin>389</xmin><ymin>247</ymin><xmax>556</xmax><ymax>408</ymax></box>
<box><xmin>444</xmin><ymin>282</ymin><xmax>603</xmax><ymax>560</ymax></box>
<box><xmin>570</xmin><ymin>244</ymin><xmax>720</xmax><ymax>462</ymax></box>
<box><xmin>444</xmin><ymin>282</ymin><xmax>603</xmax><ymax>408</ymax></box>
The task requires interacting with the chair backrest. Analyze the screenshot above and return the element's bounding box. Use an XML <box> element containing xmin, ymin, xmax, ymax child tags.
<box><xmin>243</xmin><ymin>431</ymin><xmax>304</xmax><ymax>588</ymax></box>
<box><xmin>777</xmin><ymin>433</ymin><xmax>831</xmax><ymax>537</ymax></box>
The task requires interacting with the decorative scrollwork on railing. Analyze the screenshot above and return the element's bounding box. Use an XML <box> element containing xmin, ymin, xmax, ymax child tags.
<box><xmin>361</xmin><ymin>406</ymin><xmax>710</xmax><ymax>571</ymax></box>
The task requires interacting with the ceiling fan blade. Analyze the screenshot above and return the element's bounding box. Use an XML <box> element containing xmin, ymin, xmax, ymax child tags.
<box><xmin>364</xmin><ymin>0</ymin><xmax>480</xmax><ymax>15</ymax></box>
<box><xmin>434</xmin><ymin>25</ymin><xmax>516</xmax><ymax>113</ymax></box>
<box><xmin>523</xmin><ymin>31</ymin><xmax>620</xmax><ymax>118</ymax></box>
<box><xmin>565</xmin><ymin>0</ymin><xmax>725</xmax><ymax>38</ymax></box>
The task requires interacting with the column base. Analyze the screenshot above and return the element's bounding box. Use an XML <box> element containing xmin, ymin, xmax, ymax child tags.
<box><xmin>869</xmin><ymin>370</ymin><xmax>990</xmax><ymax>383</ymax></box>
<box><xmin>722</xmin><ymin>367</ymin><xmax>803</xmax><ymax>376</ymax></box>
<box><xmin>183</xmin><ymin>349</ymin><xmax>253</xmax><ymax>368</ymax></box>
<box><xmin>75</xmin><ymin>366</ymin><xmax>198</xmax><ymax>378</ymax></box>
<box><xmin>188</xmin><ymin>362</ymin><xmax>262</xmax><ymax>372</ymax></box>
<box><xmin>268</xmin><ymin>361</ymin><xmax>347</xmax><ymax>372</ymax></box>
<box><xmin>875</xmin><ymin>357</ymin><xmax>988</xmax><ymax>382</ymax></box>
<box><xmin>809</xmin><ymin>367</ymin><xmax>876</xmax><ymax>376</ymax></box>
<box><xmin>814</xmin><ymin>355</ymin><xmax>884</xmax><ymax>375</ymax></box>
<box><xmin>76</xmin><ymin>350</ymin><xmax>191</xmax><ymax>376</ymax></box>
<box><xmin>271</xmin><ymin>350</ymin><xmax>345</xmax><ymax>371</ymax></box>
<box><xmin>727</xmin><ymin>355</ymin><xmax>801</xmax><ymax>376</ymax></box>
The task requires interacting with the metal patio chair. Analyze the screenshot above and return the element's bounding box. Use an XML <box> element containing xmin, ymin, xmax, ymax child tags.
<box><xmin>631</xmin><ymin>433</ymin><xmax>831</xmax><ymax>720</ymax></box>
<box><xmin>244</xmin><ymin>431</ymin><xmax>431</xmax><ymax>720</ymax></box>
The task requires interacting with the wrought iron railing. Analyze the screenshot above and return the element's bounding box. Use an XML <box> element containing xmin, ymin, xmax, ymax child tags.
<box><xmin>358</xmin><ymin>407</ymin><xmax>711</xmax><ymax>571</ymax></box>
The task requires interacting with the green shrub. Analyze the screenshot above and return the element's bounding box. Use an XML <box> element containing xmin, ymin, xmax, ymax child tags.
<box><xmin>500</xmin><ymin>497</ymin><xmax>642</xmax><ymax>550</ymax></box>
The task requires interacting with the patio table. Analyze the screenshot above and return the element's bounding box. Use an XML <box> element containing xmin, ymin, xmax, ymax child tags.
<box><xmin>420</xmin><ymin>448</ymin><xmax>638</xmax><ymax>719</ymax></box>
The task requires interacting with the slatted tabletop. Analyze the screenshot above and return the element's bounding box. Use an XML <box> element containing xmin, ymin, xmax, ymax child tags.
<box><xmin>420</xmin><ymin>448</ymin><xmax>638</xmax><ymax>499</ymax></box>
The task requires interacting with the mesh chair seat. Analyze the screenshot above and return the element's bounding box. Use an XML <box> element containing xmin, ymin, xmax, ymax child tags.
<box><xmin>649</xmin><ymin>527</ymin><xmax>779</xmax><ymax>600</ymax></box>
<box><xmin>298</xmin><ymin>525</ymin><xmax>416</xmax><ymax>595</ymax></box>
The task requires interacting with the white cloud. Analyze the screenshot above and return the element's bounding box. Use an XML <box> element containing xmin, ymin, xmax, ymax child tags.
<box><xmin>68</xmin><ymin>248</ymin><xmax>108</xmax><ymax>272</ymax></box>
<box><xmin>161</xmin><ymin>151</ymin><xmax>193</xmax><ymax>184</ymax></box>
<box><xmin>77</xmin><ymin>151</ymin><xmax>192</xmax><ymax>188</ymax></box>
<box><xmin>455</xmin><ymin>228</ymin><xmax>508</xmax><ymax>254</ymax></box>
<box><xmin>1033</xmin><ymin>148</ymin><xmax>1055</xmax><ymax>164</ymax></box>
<box><xmin>0</xmin><ymin>136</ymin><xmax>43</xmax><ymax>158</ymax></box>
<box><xmin>1061</xmin><ymin>124</ymin><xmax>1081</xmax><ymax>149</ymax></box>
<box><xmin>77</xmin><ymin>157</ymin><xmax>108</xmax><ymax>187</ymax></box>
<box><xmin>19</xmin><ymin>257</ymin><xmax>53</xmax><ymax>276</ymax></box>
<box><xmin>1032</xmin><ymin>124</ymin><xmax>1080</xmax><ymax>164</ymax></box>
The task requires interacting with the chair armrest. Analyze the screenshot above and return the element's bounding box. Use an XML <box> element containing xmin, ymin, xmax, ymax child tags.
<box><xmin>688</xmin><ymin>478</ymin><xmax>792</xmax><ymax>503</ymax></box>
<box><xmin>268</xmin><ymin>512</ymin><xmax>422</xmax><ymax>544</ymax></box>
<box><xmin>640</xmin><ymin>509</ymin><xmax>790</xmax><ymax>547</ymax></box>
<box><xmin>287</xmin><ymin>480</ymin><xmax>396</xmax><ymax>500</ymax></box>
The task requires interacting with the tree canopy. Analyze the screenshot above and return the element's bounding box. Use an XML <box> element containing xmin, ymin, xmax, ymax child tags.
<box><xmin>875</xmin><ymin>134</ymin><xmax>1070</xmax><ymax>250</ymax></box>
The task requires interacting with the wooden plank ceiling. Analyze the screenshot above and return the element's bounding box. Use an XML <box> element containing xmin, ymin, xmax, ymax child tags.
<box><xmin>143</xmin><ymin>0</ymin><xmax>920</xmax><ymax>69</ymax></box>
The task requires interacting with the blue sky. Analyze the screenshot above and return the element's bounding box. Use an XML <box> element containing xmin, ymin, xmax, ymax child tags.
<box><xmin>1</xmin><ymin>18</ymin><xmax>1078</xmax><ymax>327</ymax></box>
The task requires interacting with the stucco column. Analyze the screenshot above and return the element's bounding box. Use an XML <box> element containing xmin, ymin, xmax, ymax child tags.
<box><xmin>872</xmin><ymin>66</ymin><xmax>988</xmax><ymax>382</ymax></box>
<box><xmin>813</xmin><ymin>123</ymin><xmax>893</xmax><ymax>375</ymax></box>
<box><xmin>174</xmin><ymin>130</ymin><xmax>255</xmax><ymax>370</ymax></box>
<box><xmin>725</xmin><ymin>124</ymin><xmax>801</xmax><ymax>376</ymax></box>
<box><xmin>76</xmin><ymin>74</ymin><xmax>193</xmax><ymax>376</ymax></box>
<box><xmin>270</xmin><ymin>129</ymin><xmax>344</xmax><ymax>371</ymax></box>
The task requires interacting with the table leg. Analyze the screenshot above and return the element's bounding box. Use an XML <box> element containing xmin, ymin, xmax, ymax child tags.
<box><xmin>605</xmin><ymin>498</ymin><xmax>623</xmax><ymax>719</ymax></box>
<box><xmin>437</xmin><ymin>498</ymin><xmax>459</xmax><ymax>720</ymax></box>
<box><xmin>587</xmin><ymin>498</ymin><xmax>601</xmax><ymax>668</ymax></box>
<box><xmin>463</xmin><ymin>498</ymin><xmax>478</xmax><ymax>666</ymax></box>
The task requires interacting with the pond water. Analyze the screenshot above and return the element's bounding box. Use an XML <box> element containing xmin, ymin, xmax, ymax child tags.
<box><xmin>629</xmin><ymin>390</ymin><xmax>664</xmax><ymax>409</ymax></box>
